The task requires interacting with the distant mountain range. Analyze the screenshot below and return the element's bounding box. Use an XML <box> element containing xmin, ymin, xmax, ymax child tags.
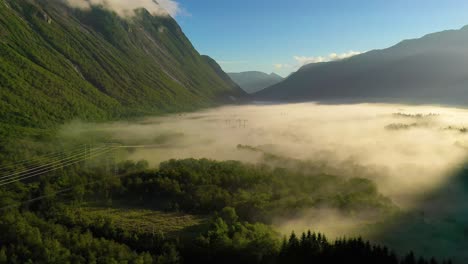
<box><xmin>228</xmin><ymin>71</ymin><xmax>283</xmax><ymax>94</ymax></box>
<box><xmin>0</xmin><ymin>0</ymin><xmax>244</xmax><ymax>136</ymax></box>
<box><xmin>256</xmin><ymin>26</ymin><xmax>468</xmax><ymax>105</ymax></box>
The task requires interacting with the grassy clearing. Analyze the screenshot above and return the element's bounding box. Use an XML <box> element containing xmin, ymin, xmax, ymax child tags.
<box><xmin>80</xmin><ymin>206</ymin><xmax>209</xmax><ymax>238</ymax></box>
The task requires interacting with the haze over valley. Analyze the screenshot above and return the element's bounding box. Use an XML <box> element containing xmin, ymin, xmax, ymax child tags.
<box><xmin>50</xmin><ymin>102</ymin><xmax>468</xmax><ymax>262</ymax></box>
<box><xmin>0</xmin><ymin>0</ymin><xmax>467</xmax><ymax>263</ymax></box>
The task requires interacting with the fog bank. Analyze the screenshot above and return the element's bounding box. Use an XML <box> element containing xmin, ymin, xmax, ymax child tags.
<box><xmin>60</xmin><ymin>102</ymin><xmax>468</xmax><ymax>261</ymax></box>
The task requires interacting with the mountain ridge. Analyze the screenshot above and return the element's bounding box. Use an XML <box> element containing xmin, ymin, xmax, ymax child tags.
<box><xmin>256</xmin><ymin>25</ymin><xmax>468</xmax><ymax>104</ymax></box>
<box><xmin>228</xmin><ymin>71</ymin><xmax>284</xmax><ymax>94</ymax></box>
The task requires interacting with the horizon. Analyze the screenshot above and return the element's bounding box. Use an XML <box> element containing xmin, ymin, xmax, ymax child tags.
<box><xmin>174</xmin><ymin>0</ymin><xmax>468</xmax><ymax>77</ymax></box>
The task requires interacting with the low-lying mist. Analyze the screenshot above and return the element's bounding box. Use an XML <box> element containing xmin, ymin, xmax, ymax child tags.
<box><xmin>60</xmin><ymin>102</ymin><xmax>468</xmax><ymax>261</ymax></box>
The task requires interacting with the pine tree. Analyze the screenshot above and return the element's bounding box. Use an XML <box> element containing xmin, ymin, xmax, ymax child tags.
<box><xmin>0</xmin><ymin>247</ymin><xmax>7</xmax><ymax>264</ymax></box>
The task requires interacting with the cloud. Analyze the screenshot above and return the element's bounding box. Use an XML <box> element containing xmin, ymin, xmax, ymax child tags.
<box><xmin>294</xmin><ymin>50</ymin><xmax>362</xmax><ymax>66</ymax></box>
<box><xmin>273</xmin><ymin>51</ymin><xmax>362</xmax><ymax>74</ymax></box>
<box><xmin>64</xmin><ymin>0</ymin><xmax>181</xmax><ymax>17</ymax></box>
<box><xmin>274</xmin><ymin>64</ymin><xmax>293</xmax><ymax>70</ymax></box>
<box><xmin>156</xmin><ymin>0</ymin><xmax>180</xmax><ymax>16</ymax></box>
<box><xmin>273</xmin><ymin>64</ymin><xmax>282</xmax><ymax>69</ymax></box>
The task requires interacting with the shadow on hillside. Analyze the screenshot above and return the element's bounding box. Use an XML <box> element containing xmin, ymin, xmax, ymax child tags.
<box><xmin>370</xmin><ymin>160</ymin><xmax>468</xmax><ymax>263</ymax></box>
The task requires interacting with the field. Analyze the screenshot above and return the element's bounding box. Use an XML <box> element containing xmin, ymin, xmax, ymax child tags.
<box><xmin>76</xmin><ymin>204</ymin><xmax>209</xmax><ymax>238</ymax></box>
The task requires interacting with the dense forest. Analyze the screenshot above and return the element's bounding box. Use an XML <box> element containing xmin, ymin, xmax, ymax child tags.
<box><xmin>0</xmin><ymin>156</ymin><xmax>451</xmax><ymax>263</ymax></box>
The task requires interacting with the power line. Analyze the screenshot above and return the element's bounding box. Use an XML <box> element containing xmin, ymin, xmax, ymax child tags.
<box><xmin>0</xmin><ymin>147</ymin><xmax>118</xmax><ymax>187</ymax></box>
<box><xmin>0</xmin><ymin>148</ymin><xmax>86</xmax><ymax>174</ymax></box>
<box><xmin>0</xmin><ymin>145</ymin><xmax>110</xmax><ymax>181</ymax></box>
<box><xmin>0</xmin><ymin>158</ymin><xmax>129</xmax><ymax>211</ymax></box>
<box><xmin>0</xmin><ymin>144</ymin><xmax>88</xmax><ymax>172</ymax></box>
<box><xmin>0</xmin><ymin>142</ymin><xmax>168</xmax><ymax>211</ymax></box>
<box><xmin>0</xmin><ymin>143</ymin><xmax>117</xmax><ymax>172</ymax></box>
<box><xmin>0</xmin><ymin>146</ymin><xmax>117</xmax><ymax>186</ymax></box>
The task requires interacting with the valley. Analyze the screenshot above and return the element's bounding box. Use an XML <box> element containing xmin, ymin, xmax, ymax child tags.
<box><xmin>1</xmin><ymin>103</ymin><xmax>467</xmax><ymax>262</ymax></box>
<box><xmin>0</xmin><ymin>0</ymin><xmax>467</xmax><ymax>263</ymax></box>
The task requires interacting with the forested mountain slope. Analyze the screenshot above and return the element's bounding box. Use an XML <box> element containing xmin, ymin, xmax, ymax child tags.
<box><xmin>0</xmin><ymin>0</ymin><xmax>244</xmax><ymax>136</ymax></box>
<box><xmin>256</xmin><ymin>26</ymin><xmax>468</xmax><ymax>104</ymax></box>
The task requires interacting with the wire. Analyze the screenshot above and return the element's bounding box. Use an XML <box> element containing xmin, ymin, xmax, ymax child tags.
<box><xmin>0</xmin><ymin>147</ymin><xmax>118</xmax><ymax>186</ymax></box>
<box><xmin>0</xmin><ymin>143</ymin><xmax>170</xmax><ymax>209</ymax></box>
<box><xmin>0</xmin><ymin>143</ymin><xmax>117</xmax><ymax>172</ymax></box>
<box><xmin>0</xmin><ymin>163</ymin><xmax>129</xmax><ymax>211</ymax></box>
<box><xmin>0</xmin><ymin>145</ymin><xmax>110</xmax><ymax>181</ymax></box>
<box><xmin>0</xmin><ymin>146</ymin><xmax>117</xmax><ymax>186</ymax></box>
<box><xmin>0</xmin><ymin>144</ymin><xmax>88</xmax><ymax>172</ymax></box>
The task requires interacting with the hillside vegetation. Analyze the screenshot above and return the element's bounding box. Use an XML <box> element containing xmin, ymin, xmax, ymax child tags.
<box><xmin>0</xmin><ymin>0</ymin><xmax>244</xmax><ymax>137</ymax></box>
<box><xmin>0</xmin><ymin>158</ymin><xmax>449</xmax><ymax>264</ymax></box>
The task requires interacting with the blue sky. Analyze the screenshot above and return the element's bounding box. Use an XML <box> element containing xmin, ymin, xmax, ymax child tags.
<box><xmin>174</xmin><ymin>0</ymin><xmax>468</xmax><ymax>77</ymax></box>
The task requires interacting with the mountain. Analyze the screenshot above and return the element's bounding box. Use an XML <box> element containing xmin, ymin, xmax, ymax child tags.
<box><xmin>0</xmin><ymin>0</ymin><xmax>245</xmax><ymax>136</ymax></box>
<box><xmin>256</xmin><ymin>26</ymin><xmax>468</xmax><ymax>104</ymax></box>
<box><xmin>228</xmin><ymin>71</ymin><xmax>283</xmax><ymax>94</ymax></box>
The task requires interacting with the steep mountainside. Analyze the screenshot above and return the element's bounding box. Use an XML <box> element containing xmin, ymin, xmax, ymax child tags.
<box><xmin>228</xmin><ymin>71</ymin><xmax>283</xmax><ymax>93</ymax></box>
<box><xmin>0</xmin><ymin>0</ymin><xmax>244</xmax><ymax>136</ymax></box>
<box><xmin>256</xmin><ymin>26</ymin><xmax>468</xmax><ymax>104</ymax></box>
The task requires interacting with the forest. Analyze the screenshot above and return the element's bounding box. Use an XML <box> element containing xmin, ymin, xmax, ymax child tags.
<box><xmin>0</xmin><ymin>150</ymin><xmax>451</xmax><ymax>263</ymax></box>
<box><xmin>0</xmin><ymin>0</ymin><xmax>466</xmax><ymax>263</ymax></box>
<box><xmin>1</xmin><ymin>101</ymin><xmax>468</xmax><ymax>262</ymax></box>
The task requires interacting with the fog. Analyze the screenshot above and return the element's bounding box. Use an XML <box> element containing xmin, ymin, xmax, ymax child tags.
<box><xmin>64</xmin><ymin>0</ymin><xmax>179</xmax><ymax>17</ymax></box>
<box><xmin>60</xmin><ymin>102</ymin><xmax>468</xmax><ymax>261</ymax></box>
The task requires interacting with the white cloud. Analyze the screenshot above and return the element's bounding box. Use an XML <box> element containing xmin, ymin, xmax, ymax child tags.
<box><xmin>273</xmin><ymin>51</ymin><xmax>363</xmax><ymax>75</ymax></box>
<box><xmin>64</xmin><ymin>0</ymin><xmax>181</xmax><ymax>17</ymax></box>
<box><xmin>156</xmin><ymin>0</ymin><xmax>180</xmax><ymax>16</ymax></box>
<box><xmin>273</xmin><ymin>63</ymin><xmax>293</xmax><ymax>70</ymax></box>
<box><xmin>294</xmin><ymin>50</ymin><xmax>362</xmax><ymax>66</ymax></box>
